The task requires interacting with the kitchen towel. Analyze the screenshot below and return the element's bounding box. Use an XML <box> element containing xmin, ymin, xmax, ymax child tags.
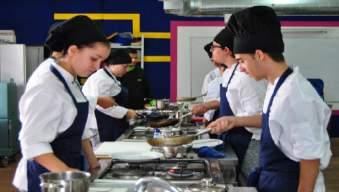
<box><xmin>196</xmin><ymin>146</ymin><xmax>225</xmax><ymax>158</ymax></box>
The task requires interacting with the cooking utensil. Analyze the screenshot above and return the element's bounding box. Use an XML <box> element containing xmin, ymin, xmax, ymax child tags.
<box><xmin>148</xmin><ymin>118</ymin><xmax>179</xmax><ymax>128</ymax></box>
<box><xmin>40</xmin><ymin>171</ymin><xmax>91</xmax><ymax>192</ymax></box>
<box><xmin>147</xmin><ymin>128</ymin><xmax>211</xmax><ymax>147</ymax></box>
<box><xmin>156</xmin><ymin>99</ymin><xmax>170</xmax><ymax>109</ymax></box>
<box><xmin>176</xmin><ymin>93</ymin><xmax>207</xmax><ymax>102</ymax></box>
<box><xmin>161</xmin><ymin>146</ymin><xmax>181</xmax><ymax>158</ymax></box>
<box><xmin>174</xmin><ymin>112</ymin><xmax>192</xmax><ymax>127</ymax></box>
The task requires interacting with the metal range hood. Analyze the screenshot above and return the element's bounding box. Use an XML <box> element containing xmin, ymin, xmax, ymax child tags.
<box><xmin>160</xmin><ymin>0</ymin><xmax>339</xmax><ymax>16</ymax></box>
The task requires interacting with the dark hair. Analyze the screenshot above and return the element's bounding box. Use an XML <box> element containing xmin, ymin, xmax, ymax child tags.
<box><xmin>267</xmin><ymin>53</ymin><xmax>285</xmax><ymax>62</ymax></box>
<box><xmin>45</xmin><ymin>15</ymin><xmax>109</xmax><ymax>55</ymax></box>
<box><xmin>127</xmin><ymin>48</ymin><xmax>138</xmax><ymax>54</ymax></box>
<box><xmin>104</xmin><ymin>49</ymin><xmax>131</xmax><ymax>66</ymax></box>
<box><xmin>249</xmin><ymin>52</ymin><xmax>285</xmax><ymax>63</ymax></box>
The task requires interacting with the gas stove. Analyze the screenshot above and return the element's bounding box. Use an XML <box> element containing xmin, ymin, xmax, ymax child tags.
<box><xmin>101</xmin><ymin>159</ymin><xmax>216</xmax><ymax>181</ymax></box>
<box><xmin>90</xmin><ymin>159</ymin><xmax>226</xmax><ymax>192</ymax></box>
<box><xmin>120</xmin><ymin>126</ymin><xmax>200</xmax><ymax>141</ymax></box>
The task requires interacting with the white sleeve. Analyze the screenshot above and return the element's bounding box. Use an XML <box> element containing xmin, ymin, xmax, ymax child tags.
<box><xmin>269</xmin><ymin>74</ymin><xmax>332</xmax><ymax>168</ymax></box>
<box><xmin>204</xmin><ymin>78</ymin><xmax>221</xmax><ymax>102</ymax></box>
<box><xmin>201</xmin><ymin>74</ymin><xmax>210</xmax><ymax>96</ymax></box>
<box><xmin>82</xmin><ymin>96</ymin><xmax>97</xmax><ymax>139</ymax></box>
<box><xmin>97</xmin><ymin>105</ymin><xmax>128</xmax><ymax>119</ymax></box>
<box><xmin>83</xmin><ymin>73</ymin><xmax>121</xmax><ymax>97</ymax></box>
<box><xmin>95</xmin><ymin>77</ymin><xmax>121</xmax><ymax>97</ymax></box>
<box><xmin>204</xmin><ymin>110</ymin><xmax>216</xmax><ymax>121</ymax></box>
<box><xmin>82</xmin><ymin>76</ymin><xmax>100</xmax><ymax>97</ymax></box>
<box><xmin>288</xmin><ymin>93</ymin><xmax>331</xmax><ymax>161</ymax></box>
<box><xmin>238</xmin><ymin>76</ymin><xmax>265</xmax><ymax>116</ymax></box>
<box><xmin>19</xmin><ymin>85</ymin><xmax>63</xmax><ymax>159</ymax></box>
<box><xmin>83</xmin><ymin>74</ymin><xmax>126</xmax><ymax>119</ymax></box>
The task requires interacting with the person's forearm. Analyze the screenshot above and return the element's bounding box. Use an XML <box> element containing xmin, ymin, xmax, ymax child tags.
<box><xmin>234</xmin><ymin>114</ymin><xmax>262</xmax><ymax>128</ymax></box>
<box><xmin>298</xmin><ymin>159</ymin><xmax>320</xmax><ymax>192</ymax></box>
<box><xmin>82</xmin><ymin>138</ymin><xmax>99</xmax><ymax>169</ymax></box>
<box><xmin>34</xmin><ymin>153</ymin><xmax>70</xmax><ymax>172</ymax></box>
<box><xmin>205</xmin><ymin>100</ymin><xmax>220</xmax><ymax>110</ymax></box>
<box><xmin>97</xmin><ymin>96</ymin><xmax>116</xmax><ymax>109</ymax></box>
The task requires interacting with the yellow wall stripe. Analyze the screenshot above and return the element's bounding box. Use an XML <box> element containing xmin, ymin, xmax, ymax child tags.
<box><xmin>142</xmin><ymin>32</ymin><xmax>171</xmax><ymax>39</ymax></box>
<box><xmin>144</xmin><ymin>56</ymin><xmax>171</xmax><ymax>62</ymax></box>
<box><xmin>54</xmin><ymin>13</ymin><xmax>141</xmax><ymax>37</ymax></box>
<box><xmin>54</xmin><ymin>13</ymin><xmax>170</xmax><ymax>39</ymax></box>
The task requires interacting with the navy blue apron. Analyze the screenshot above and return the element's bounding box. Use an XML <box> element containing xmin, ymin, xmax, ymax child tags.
<box><xmin>219</xmin><ymin>64</ymin><xmax>252</xmax><ymax>166</ymax></box>
<box><xmin>27</xmin><ymin>64</ymin><xmax>89</xmax><ymax>192</ymax></box>
<box><xmin>247</xmin><ymin>68</ymin><xmax>300</xmax><ymax>192</ymax></box>
<box><xmin>95</xmin><ymin>68</ymin><xmax>129</xmax><ymax>141</ymax></box>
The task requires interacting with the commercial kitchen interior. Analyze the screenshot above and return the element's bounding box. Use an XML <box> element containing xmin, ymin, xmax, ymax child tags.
<box><xmin>1</xmin><ymin>0</ymin><xmax>339</xmax><ymax>191</ymax></box>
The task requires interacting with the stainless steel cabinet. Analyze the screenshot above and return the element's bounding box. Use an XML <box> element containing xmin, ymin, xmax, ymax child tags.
<box><xmin>0</xmin><ymin>82</ymin><xmax>19</xmax><ymax>167</ymax></box>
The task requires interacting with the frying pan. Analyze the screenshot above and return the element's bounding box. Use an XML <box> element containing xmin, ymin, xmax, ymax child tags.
<box><xmin>148</xmin><ymin>118</ymin><xmax>179</xmax><ymax>128</ymax></box>
<box><xmin>147</xmin><ymin>128</ymin><xmax>211</xmax><ymax>146</ymax></box>
<box><xmin>148</xmin><ymin>112</ymin><xmax>192</xmax><ymax>128</ymax></box>
<box><xmin>176</xmin><ymin>93</ymin><xmax>207</xmax><ymax>102</ymax></box>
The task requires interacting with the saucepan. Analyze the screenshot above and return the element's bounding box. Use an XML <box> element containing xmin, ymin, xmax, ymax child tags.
<box><xmin>40</xmin><ymin>171</ymin><xmax>91</xmax><ymax>192</ymax></box>
<box><xmin>147</xmin><ymin>128</ymin><xmax>211</xmax><ymax>147</ymax></box>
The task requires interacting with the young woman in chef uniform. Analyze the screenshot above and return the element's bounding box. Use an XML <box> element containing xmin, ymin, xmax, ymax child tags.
<box><xmin>209</xmin><ymin>6</ymin><xmax>332</xmax><ymax>192</ymax></box>
<box><xmin>82</xmin><ymin>49</ymin><xmax>137</xmax><ymax>142</ymax></box>
<box><xmin>13</xmin><ymin>15</ymin><xmax>111</xmax><ymax>192</ymax></box>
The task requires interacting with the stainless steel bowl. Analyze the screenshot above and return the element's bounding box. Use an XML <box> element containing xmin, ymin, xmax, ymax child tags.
<box><xmin>161</xmin><ymin>146</ymin><xmax>180</xmax><ymax>158</ymax></box>
<box><xmin>40</xmin><ymin>171</ymin><xmax>91</xmax><ymax>192</ymax></box>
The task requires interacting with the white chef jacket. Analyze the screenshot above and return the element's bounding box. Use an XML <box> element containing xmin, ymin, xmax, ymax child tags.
<box><xmin>82</xmin><ymin>67</ymin><xmax>128</xmax><ymax>119</ymax></box>
<box><xmin>201</xmin><ymin>68</ymin><xmax>222</xmax><ymax>121</ymax></box>
<box><xmin>222</xmin><ymin>63</ymin><xmax>266</xmax><ymax>140</ymax></box>
<box><xmin>263</xmin><ymin>67</ymin><xmax>332</xmax><ymax>192</ymax></box>
<box><xmin>13</xmin><ymin>58</ymin><xmax>97</xmax><ymax>191</ymax></box>
<box><xmin>203</xmin><ymin>76</ymin><xmax>222</xmax><ymax>121</ymax></box>
<box><xmin>201</xmin><ymin>68</ymin><xmax>221</xmax><ymax>97</ymax></box>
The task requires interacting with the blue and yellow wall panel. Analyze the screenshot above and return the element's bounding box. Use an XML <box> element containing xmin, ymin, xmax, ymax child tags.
<box><xmin>0</xmin><ymin>0</ymin><xmax>223</xmax><ymax>98</ymax></box>
<box><xmin>1</xmin><ymin>0</ymin><xmax>339</xmax><ymax>98</ymax></box>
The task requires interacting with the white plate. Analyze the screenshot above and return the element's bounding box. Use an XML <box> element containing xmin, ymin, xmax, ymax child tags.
<box><xmin>192</xmin><ymin>139</ymin><xmax>223</xmax><ymax>149</ymax></box>
<box><xmin>111</xmin><ymin>151</ymin><xmax>163</xmax><ymax>162</ymax></box>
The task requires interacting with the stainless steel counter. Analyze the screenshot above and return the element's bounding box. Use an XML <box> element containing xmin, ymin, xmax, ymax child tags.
<box><xmin>90</xmin><ymin>125</ymin><xmax>240</xmax><ymax>191</ymax></box>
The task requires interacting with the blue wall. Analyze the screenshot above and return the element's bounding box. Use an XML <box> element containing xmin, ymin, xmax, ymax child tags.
<box><xmin>1</xmin><ymin>1</ymin><xmax>339</xmax><ymax>98</ymax></box>
<box><xmin>0</xmin><ymin>0</ymin><xmax>223</xmax><ymax>99</ymax></box>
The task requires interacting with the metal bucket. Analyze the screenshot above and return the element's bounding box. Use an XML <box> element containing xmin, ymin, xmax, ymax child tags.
<box><xmin>40</xmin><ymin>171</ymin><xmax>91</xmax><ymax>192</ymax></box>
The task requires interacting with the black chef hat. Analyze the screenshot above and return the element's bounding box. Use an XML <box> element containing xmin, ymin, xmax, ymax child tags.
<box><xmin>213</xmin><ymin>27</ymin><xmax>234</xmax><ymax>51</ymax></box>
<box><xmin>105</xmin><ymin>49</ymin><xmax>131</xmax><ymax>65</ymax></box>
<box><xmin>203</xmin><ymin>42</ymin><xmax>212</xmax><ymax>58</ymax></box>
<box><xmin>227</xmin><ymin>6</ymin><xmax>284</xmax><ymax>54</ymax></box>
<box><xmin>45</xmin><ymin>15</ymin><xmax>108</xmax><ymax>52</ymax></box>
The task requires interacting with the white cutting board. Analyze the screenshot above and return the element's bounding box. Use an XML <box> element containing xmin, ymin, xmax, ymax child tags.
<box><xmin>94</xmin><ymin>141</ymin><xmax>152</xmax><ymax>157</ymax></box>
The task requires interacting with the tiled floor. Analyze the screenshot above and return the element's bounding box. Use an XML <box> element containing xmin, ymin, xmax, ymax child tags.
<box><xmin>1</xmin><ymin>139</ymin><xmax>339</xmax><ymax>192</ymax></box>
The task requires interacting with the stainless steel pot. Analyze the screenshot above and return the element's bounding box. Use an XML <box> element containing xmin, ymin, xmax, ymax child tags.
<box><xmin>40</xmin><ymin>171</ymin><xmax>91</xmax><ymax>192</ymax></box>
<box><xmin>156</xmin><ymin>99</ymin><xmax>169</xmax><ymax>109</ymax></box>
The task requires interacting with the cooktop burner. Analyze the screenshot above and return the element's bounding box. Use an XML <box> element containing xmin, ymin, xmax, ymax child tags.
<box><xmin>100</xmin><ymin>159</ymin><xmax>209</xmax><ymax>181</ymax></box>
<box><xmin>95</xmin><ymin>159</ymin><xmax>227</xmax><ymax>192</ymax></box>
<box><xmin>111</xmin><ymin>168</ymin><xmax>148</xmax><ymax>179</ymax></box>
<box><xmin>167</xmin><ymin>167</ymin><xmax>194</xmax><ymax>178</ymax></box>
